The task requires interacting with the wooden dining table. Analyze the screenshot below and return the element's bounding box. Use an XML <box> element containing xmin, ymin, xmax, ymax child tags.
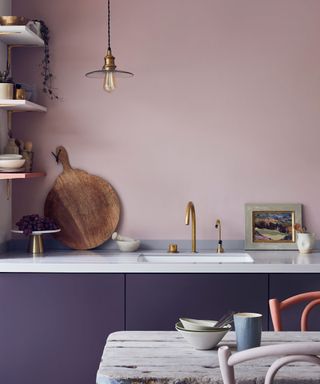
<box><xmin>96</xmin><ymin>331</ymin><xmax>320</xmax><ymax>384</ymax></box>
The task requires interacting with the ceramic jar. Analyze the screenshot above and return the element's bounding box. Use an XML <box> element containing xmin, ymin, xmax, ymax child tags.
<box><xmin>0</xmin><ymin>83</ymin><xmax>13</xmax><ymax>99</ymax></box>
<box><xmin>4</xmin><ymin>138</ymin><xmax>19</xmax><ymax>155</ymax></box>
<box><xmin>22</xmin><ymin>150</ymin><xmax>33</xmax><ymax>172</ymax></box>
<box><xmin>297</xmin><ymin>233</ymin><xmax>315</xmax><ymax>254</ymax></box>
<box><xmin>15</xmin><ymin>86</ymin><xmax>26</xmax><ymax>100</ymax></box>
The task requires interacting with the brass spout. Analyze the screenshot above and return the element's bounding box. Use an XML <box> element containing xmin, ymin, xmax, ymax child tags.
<box><xmin>185</xmin><ymin>201</ymin><xmax>197</xmax><ymax>253</ymax></box>
<box><xmin>215</xmin><ymin>219</ymin><xmax>224</xmax><ymax>253</ymax></box>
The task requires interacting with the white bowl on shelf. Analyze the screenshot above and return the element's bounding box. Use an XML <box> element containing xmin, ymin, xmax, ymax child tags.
<box><xmin>0</xmin><ymin>154</ymin><xmax>22</xmax><ymax>160</ymax></box>
<box><xmin>175</xmin><ymin>321</ymin><xmax>230</xmax><ymax>350</ymax></box>
<box><xmin>0</xmin><ymin>159</ymin><xmax>25</xmax><ymax>169</ymax></box>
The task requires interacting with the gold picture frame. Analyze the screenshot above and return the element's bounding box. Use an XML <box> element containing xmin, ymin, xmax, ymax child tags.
<box><xmin>245</xmin><ymin>203</ymin><xmax>302</xmax><ymax>250</ymax></box>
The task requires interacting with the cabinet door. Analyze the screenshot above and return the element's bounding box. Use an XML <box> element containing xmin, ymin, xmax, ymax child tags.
<box><xmin>270</xmin><ymin>274</ymin><xmax>320</xmax><ymax>331</ymax></box>
<box><xmin>0</xmin><ymin>273</ymin><xmax>124</xmax><ymax>384</ymax></box>
<box><xmin>126</xmin><ymin>274</ymin><xmax>268</xmax><ymax>330</ymax></box>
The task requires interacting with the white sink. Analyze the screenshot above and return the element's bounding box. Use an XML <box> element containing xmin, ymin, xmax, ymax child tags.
<box><xmin>138</xmin><ymin>252</ymin><xmax>254</xmax><ymax>263</ymax></box>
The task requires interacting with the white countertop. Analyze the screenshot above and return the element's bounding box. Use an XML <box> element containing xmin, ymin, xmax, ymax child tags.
<box><xmin>0</xmin><ymin>249</ymin><xmax>320</xmax><ymax>273</ymax></box>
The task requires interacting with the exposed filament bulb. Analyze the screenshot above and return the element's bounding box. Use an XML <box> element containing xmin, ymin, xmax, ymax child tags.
<box><xmin>103</xmin><ymin>71</ymin><xmax>116</xmax><ymax>92</ymax></box>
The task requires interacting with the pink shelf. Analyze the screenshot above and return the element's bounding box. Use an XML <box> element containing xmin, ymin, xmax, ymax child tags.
<box><xmin>0</xmin><ymin>172</ymin><xmax>46</xmax><ymax>180</ymax></box>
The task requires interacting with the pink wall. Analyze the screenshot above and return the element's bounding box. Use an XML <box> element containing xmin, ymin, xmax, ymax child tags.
<box><xmin>12</xmin><ymin>0</ymin><xmax>320</xmax><ymax>240</ymax></box>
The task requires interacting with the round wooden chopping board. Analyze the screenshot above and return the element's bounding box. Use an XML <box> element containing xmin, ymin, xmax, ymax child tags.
<box><xmin>44</xmin><ymin>146</ymin><xmax>120</xmax><ymax>250</ymax></box>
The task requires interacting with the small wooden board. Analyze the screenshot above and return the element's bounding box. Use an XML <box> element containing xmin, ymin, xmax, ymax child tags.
<box><xmin>44</xmin><ymin>146</ymin><xmax>120</xmax><ymax>250</ymax></box>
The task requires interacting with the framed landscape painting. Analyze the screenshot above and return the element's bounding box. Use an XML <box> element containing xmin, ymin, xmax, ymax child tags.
<box><xmin>245</xmin><ymin>203</ymin><xmax>302</xmax><ymax>250</ymax></box>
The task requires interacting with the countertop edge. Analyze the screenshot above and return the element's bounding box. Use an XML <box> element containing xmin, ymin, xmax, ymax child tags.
<box><xmin>0</xmin><ymin>249</ymin><xmax>319</xmax><ymax>273</ymax></box>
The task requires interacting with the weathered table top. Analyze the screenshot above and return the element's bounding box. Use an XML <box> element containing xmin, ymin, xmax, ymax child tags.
<box><xmin>96</xmin><ymin>331</ymin><xmax>320</xmax><ymax>384</ymax></box>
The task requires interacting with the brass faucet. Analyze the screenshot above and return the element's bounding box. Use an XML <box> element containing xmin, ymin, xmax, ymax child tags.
<box><xmin>185</xmin><ymin>201</ymin><xmax>197</xmax><ymax>253</ymax></box>
<box><xmin>215</xmin><ymin>219</ymin><xmax>224</xmax><ymax>253</ymax></box>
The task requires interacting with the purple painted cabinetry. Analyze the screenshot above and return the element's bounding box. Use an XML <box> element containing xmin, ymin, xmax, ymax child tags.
<box><xmin>269</xmin><ymin>274</ymin><xmax>320</xmax><ymax>331</ymax></box>
<box><xmin>0</xmin><ymin>273</ymin><xmax>124</xmax><ymax>384</ymax></box>
<box><xmin>0</xmin><ymin>272</ymin><xmax>317</xmax><ymax>384</ymax></box>
<box><xmin>126</xmin><ymin>274</ymin><xmax>269</xmax><ymax>330</ymax></box>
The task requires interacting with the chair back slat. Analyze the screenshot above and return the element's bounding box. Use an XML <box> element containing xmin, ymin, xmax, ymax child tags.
<box><xmin>269</xmin><ymin>291</ymin><xmax>320</xmax><ymax>331</ymax></box>
<box><xmin>265</xmin><ymin>355</ymin><xmax>320</xmax><ymax>384</ymax></box>
<box><xmin>218</xmin><ymin>342</ymin><xmax>320</xmax><ymax>384</ymax></box>
<box><xmin>301</xmin><ymin>298</ymin><xmax>320</xmax><ymax>331</ymax></box>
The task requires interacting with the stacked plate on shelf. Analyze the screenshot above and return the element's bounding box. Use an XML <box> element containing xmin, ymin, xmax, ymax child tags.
<box><xmin>0</xmin><ymin>154</ymin><xmax>25</xmax><ymax>172</ymax></box>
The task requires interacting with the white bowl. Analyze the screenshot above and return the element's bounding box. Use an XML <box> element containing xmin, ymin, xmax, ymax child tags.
<box><xmin>175</xmin><ymin>321</ymin><xmax>230</xmax><ymax>350</ymax></box>
<box><xmin>116</xmin><ymin>240</ymin><xmax>140</xmax><ymax>252</ymax></box>
<box><xmin>0</xmin><ymin>154</ymin><xmax>22</xmax><ymax>160</ymax></box>
<box><xmin>180</xmin><ymin>317</ymin><xmax>218</xmax><ymax>331</ymax></box>
<box><xmin>0</xmin><ymin>159</ymin><xmax>25</xmax><ymax>169</ymax></box>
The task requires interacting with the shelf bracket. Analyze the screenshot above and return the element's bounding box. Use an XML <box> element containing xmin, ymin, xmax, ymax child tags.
<box><xmin>7</xmin><ymin>45</ymin><xmax>12</xmax><ymax>73</ymax></box>
<box><xmin>6</xmin><ymin>179</ymin><xmax>11</xmax><ymax>200</ymax></box>
<box><xmin>7</xmin><ymin>110</ymin><xmax>12</xmax><ymax>137</ymax></box>
<box><xmin>6</xmin><ymin>44</ymin><xmax>39</xmax><ymax>74</ymax></box>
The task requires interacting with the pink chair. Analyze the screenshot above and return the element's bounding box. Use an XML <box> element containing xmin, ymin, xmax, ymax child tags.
<box><xmin>269</xmin><ymin>291</ymin><xmax>320</xmax><ymax>331</ymax></box>
<box><xmin>218</xmin><ymin>342</ymin><xmax>320</xmax><ymax>384</ymax></box>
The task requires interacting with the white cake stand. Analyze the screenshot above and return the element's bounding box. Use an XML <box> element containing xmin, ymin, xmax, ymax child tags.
<box><xmin>12</xmin><ymin>229</ymin><xmax>61</xmax><ymax>255</ymax></box>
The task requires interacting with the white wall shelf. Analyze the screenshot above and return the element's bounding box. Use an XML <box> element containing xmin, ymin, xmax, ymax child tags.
<box><xmin>0</xmin><ymin>99</ymin><xmax>47</xmax><ymax>112</ymax></box>
<box><xmin>0</xmin><ymin>25</ymin><xmax>44</xmax><ymax>46</ymax></box>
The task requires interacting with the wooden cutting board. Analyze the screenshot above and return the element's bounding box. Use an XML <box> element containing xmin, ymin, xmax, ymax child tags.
<box><xmin>44</xmin><ymin>146</ymin><xmax>120</xmax><ymax>250</ymax></box>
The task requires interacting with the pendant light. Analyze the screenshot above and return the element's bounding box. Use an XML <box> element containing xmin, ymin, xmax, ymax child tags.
<box><xmin>85</xmin><ymin>0</ymin><xmax>133</xmax><ymax>92</ymax></box>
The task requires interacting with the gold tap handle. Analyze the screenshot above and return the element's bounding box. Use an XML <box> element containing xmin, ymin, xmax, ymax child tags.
<box><xmin>215</xmin><ymin>219</ymin><xmax>224</xmax><ymax>253</ymax></box>
<box><xmin>215</xmin><ymin>219</ymin><xmax>222</xmax><ymax>240</ymax></box>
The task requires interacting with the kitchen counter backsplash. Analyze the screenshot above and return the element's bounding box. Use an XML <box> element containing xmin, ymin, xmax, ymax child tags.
<box><xmin>5</xmin><ymin>238</ymin><xmax>320</xmax><ymax>253</ymax></box>
<box><xmin>6</xmin><ymin>239</ymin><xmax>249</xmax><ymax>252</ymax></box>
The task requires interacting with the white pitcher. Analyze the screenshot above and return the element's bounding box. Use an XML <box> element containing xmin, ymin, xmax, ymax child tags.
<box><xmin>297</xmin><ymin>233</ymin><xmax>315</xmax><ymax>254</ymax></box>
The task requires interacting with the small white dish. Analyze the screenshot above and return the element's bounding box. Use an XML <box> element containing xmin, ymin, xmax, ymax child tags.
<box><xmin>175</xmin><ymin>321</ymin><xmax>230</xmax><ymax>350</ymax></box>
<box><xmin>116</xmin><ymin>240</ymin><xmax>140</xmax><ymax>252</ymax></box>
<box><xmin>180</xmin><ymin>317</ymin><xmax>218</xmax><ymax>331</ymax></box>
<box><xmin>0</xmin><ymin>154</ymin><xmax>22</xmax><ymax>160</ymax></box>
<box><xmin>0</xmin><ymin>159</ymin><xmax>25</xmax><ymax>169</ymax></box>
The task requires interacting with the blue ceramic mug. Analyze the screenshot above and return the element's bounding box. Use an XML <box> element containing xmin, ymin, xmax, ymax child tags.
<box><xmin>234</xmin><ymin>312</ymin><xmax>262</xmax><ymax>351</ymax></box>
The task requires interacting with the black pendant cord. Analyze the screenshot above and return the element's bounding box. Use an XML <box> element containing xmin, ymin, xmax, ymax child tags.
<box><xmin>108</xmin><ymin>0</ymin><xmax>111</xmax><ymax>51</ymax></box>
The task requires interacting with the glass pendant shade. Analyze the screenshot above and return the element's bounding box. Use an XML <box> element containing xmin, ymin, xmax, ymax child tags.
<box><xmin>85</xmin><ymin>65</ymin><xmax>134</xmax><ymax>93</ymax></box>
<box><xmin>85</xmin><ymin>0</ymin><xmax>133</xmax><ymax>92</ymax></box>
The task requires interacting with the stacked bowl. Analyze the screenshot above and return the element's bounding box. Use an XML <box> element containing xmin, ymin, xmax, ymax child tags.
<box><xmin>0</xmin><ymin>154</ymin><xmax>25</xmax><ymax>172</ymax></box>
<box><xmin>175</xmin><ymin>318</ymin><xmax>231</xmax><ymax>350</ymax></box>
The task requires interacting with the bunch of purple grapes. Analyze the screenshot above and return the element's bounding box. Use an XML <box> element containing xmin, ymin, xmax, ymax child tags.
<box><xmin>16</xmin><ymin>214</ymin><xmax>59</xmax><ymax>236</ymax></box>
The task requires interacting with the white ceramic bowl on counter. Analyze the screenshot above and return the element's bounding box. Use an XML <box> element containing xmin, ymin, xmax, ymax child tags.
<box><xmin>116</xmin><ymin>240</ymin><xmax>140</xmax><ymax>252</ymax></box>
<box><xmin>175</xmin><ymin>321</ymin><xmax>230</xmax><ymax>350</ymax></box>
<box><xmin>112</xmin><ymin>232</ymin><xmax>140</xmax><ymax>252</ymax></box>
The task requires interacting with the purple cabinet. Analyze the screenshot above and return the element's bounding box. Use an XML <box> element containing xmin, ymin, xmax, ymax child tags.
<box><xmin>126</xmin><ymin>274</ymin><xmax>269</xmax><ymax>330</ymax></box>
<box><xmin>269</xmin><ymin>274</ymin><xmax>320</xmax><ymax>331</ymax></box>
<box><xmin>0</xmin><ymin>273</ymin><xmax>124</xmax><ymax>384</ymax></box>
<box><xmin>1</xmin><ymin>270</ymin><xmax>316</xmax><ymax>384</ymax></box>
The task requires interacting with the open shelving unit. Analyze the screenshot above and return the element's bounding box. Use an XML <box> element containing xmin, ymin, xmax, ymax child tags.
<box><xmin>0</xmin><ymin>22</ymin><xmax>47</xmax><ymax>182</ymax></box>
